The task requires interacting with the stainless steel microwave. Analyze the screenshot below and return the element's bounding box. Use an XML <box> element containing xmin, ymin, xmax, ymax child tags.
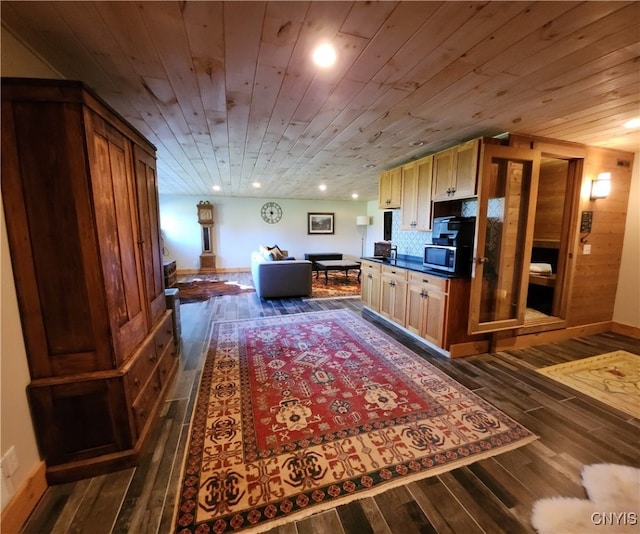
<box><xmin>423</xmin><ymin>244</ymin><xmax>472</xmax><ymax>275</ymax></box>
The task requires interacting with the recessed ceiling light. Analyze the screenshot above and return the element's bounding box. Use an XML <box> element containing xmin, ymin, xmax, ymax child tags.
<box><xmin>409</xmin><ymin>140</ymin><xmax>425</xmax><ymax>147</ymax></box>
<box><xmin>623</xmin><ymin>118</ymin><xmax>640</xmax><ymax>129</ymax></box>
<box><xmin>312</xmin><ymin>43</ymin><xmax>336</xmax><ymax>68</ymax></box>
<box><xmin>252</xmin><ymin>182</ymin><xmax>261</xmax><ymax>188</ymax></box>
<box><xmin>363</xmin><ymin>163</ymin><xmax>375</xmax><ymax>168</ymax></box>
<box><xmin>319</xmin><ymin>184</ymin><xmax>327</xmax><ymax>191</ymax></box>
<box><xmin>212</xmin><ymin>185</ymin><xmax>221</xmax><ymax>192</ymax></box>
<box><xmin>352</xmin><ymin>193</ymin><xmax>359</xmax><ymax>199</ymax></box>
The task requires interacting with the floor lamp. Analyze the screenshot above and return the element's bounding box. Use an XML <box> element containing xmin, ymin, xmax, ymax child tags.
<box><xmin>356</xmin><ymin>216</ymin><xmax>370</xmax><ymax>257</ymax></box>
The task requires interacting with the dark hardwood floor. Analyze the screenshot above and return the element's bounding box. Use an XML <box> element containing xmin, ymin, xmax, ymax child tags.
<box><xmin>20</xmin><ymin>273</ymin><xmax>640</xmax><ymax>534</ymax></box>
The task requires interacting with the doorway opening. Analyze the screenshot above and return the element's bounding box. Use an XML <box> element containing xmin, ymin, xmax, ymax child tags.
<box><xmin>525</xmin><ymin>156</ymin><xmax>580</xmax><ymax>323</ymax></box>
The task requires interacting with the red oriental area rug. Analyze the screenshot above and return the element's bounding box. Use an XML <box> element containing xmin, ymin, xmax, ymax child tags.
<box><xmin>174</xmin><ymin>310</ymin><xmax>536</xmax><ymax>534</ymax></box>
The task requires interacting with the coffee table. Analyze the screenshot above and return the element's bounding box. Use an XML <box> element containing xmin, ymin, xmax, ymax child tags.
<box><xmin>314</xmin><ymin>260</ymin><xmax>361</xmax><ymax>284</ymax></box>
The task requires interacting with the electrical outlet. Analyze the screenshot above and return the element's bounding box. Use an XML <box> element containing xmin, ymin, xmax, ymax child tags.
<box><xmin>3</xmin><ymin>447</ymin><xmax>18</xmax><ymax>476</ymax></box>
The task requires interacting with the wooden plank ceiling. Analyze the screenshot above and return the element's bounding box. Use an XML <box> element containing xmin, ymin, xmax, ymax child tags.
<box><xmin>2</xmin><ymin>1</ymin><xmax>639</xmax><ymax>200</ymax></box>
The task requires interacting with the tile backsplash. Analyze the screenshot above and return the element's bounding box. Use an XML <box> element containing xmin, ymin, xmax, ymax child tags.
<box><xmin>388</xmin><ymin>199</ymin><xmax>479</xmax><ymax>257</ymax></box>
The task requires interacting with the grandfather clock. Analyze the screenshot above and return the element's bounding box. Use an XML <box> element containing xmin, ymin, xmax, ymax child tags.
<box><xmin>197</xmin><ymin>201</ymin><xmax>216</xmax><ymax>272</ymax></box>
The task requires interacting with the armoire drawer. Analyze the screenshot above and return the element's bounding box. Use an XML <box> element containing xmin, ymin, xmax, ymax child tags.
<box><xmin>126</xmin><ymin>338</ymin><xmax>157</xmax><ymax>402</ymax></box>
<box><xmin>131</xmin><ymin>370</ymin><xmax>162</xmax><ymax>438</ymax></box>
<box><xmin>154</xmin><ymin>312</ymin><xmax>174</xmax><ymax>358</ymax></box>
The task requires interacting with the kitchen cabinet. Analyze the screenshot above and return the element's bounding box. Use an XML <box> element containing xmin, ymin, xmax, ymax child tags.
<box><xmin>400</xmin><ymin>155</ymin><xmax>433</xmax><ymax>231</ymax></box>
<box><xmin>1</xmin><ymin>78</ymin><xmax>176</xmax><ymax>483</ymax></box>
<box><xmin>378</xmin><ymin>167</ymin><xmax>402</xmax><ymax>209</ymax></box>
<box><xmin>380</xmin><ymin>265</ymin><xmax>408</xmax><ymax>326</ymax></box>
<box><xmin>361</xmin><ymin>260</ymin><xmax>382</xmax><ymax>311</ymax></box>
<box><xmin>432</xmin><ymin>138</ymin><xmax>480</xmax><ymax>200</ymax></box>
<box><xmin>406</xmin><ymin>272</ymin><xmax>447</xmax><ymax>347</ymax></box>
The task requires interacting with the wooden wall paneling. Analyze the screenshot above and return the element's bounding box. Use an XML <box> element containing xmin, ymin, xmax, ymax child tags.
<box><xmin>566</xmin><ymin>147</ymin><xmax>633</xmax><ymax>326</ymax></box>
<box><xmin>534</xmin><ymin>159</ymin><xmax>568</xmax><ymax>245</ymax></box>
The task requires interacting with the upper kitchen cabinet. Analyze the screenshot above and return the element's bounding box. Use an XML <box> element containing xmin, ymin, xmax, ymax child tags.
<box><xmin>432</xmin><ymin>138</ymin><xmax>481</xmax><ymax>201</ymax></box>
<box><xmin>378</xmin><ymin>167</ymin><xmax>402</xmax><ymax>209</ymax></box>
<box><xmin>400</xmin><ymin>155</ymin><xmax>433</xmax><ymax>231</ymax></box>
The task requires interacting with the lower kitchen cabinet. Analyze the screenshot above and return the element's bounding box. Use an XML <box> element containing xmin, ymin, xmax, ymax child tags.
<box><xmin>361</xmin><ymin>261</ymin><xmax>488</xmax><ymax>357</ymax></box>
<box><xmin>406</xmin><ymin>272</ymin><xmax>447</xmax><ymax>347</ymax></box>
<box><xmin>361</xmin><ymin>260</ymin><xmax>382</xmax><ymax>311</ymax></box>
<box><xmin>380</xmin><ymin>265</ymin><xmax>408</xmax><ymax>326</ymax></box>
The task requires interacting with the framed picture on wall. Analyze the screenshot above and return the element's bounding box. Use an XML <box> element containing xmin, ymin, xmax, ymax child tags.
<box><xmin>307</xmin><ymin>212</ymin><xmax>334</xmax><ymax>234</ymax></box>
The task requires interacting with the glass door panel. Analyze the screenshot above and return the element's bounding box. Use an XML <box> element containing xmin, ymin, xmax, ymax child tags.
<box><xmin>469</xmin><ymin>145</ymin><xmax>540</xmax><ymax>334</ymax></box>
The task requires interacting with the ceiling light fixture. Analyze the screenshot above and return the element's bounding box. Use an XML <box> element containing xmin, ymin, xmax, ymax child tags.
<box><xmin>363</xmin><ymin>163</ymin><xmax>375</xmax><ymax>168</ymax></box>
<box><xmin>212</xmin><ymin>185</ymin><xmax>221</xmax><ymax>192</ymax></box>
<box><xmin>409</xmin><ymin>140</ymin><xmax>425</xmax><ymax>147</ymax></box>
<box><xmin>352</xmin><ymin>193</ymin><xmax>359</xmax><ymax>199</ymax></box>
<box><xmin>319</xmin><ymin>184</ymin><xmax>327</xmax><ymax>191</ymax></box>
<box><xmin>312</xmin><ymin>43</ymin><xmax>336</xmax><ymax>68</ymax></box>
<box><xmin>252</xmin><ymin>182</ymin><xmax>261</xmax><ymax>188</ymax></box>
<box><xmin>623</xmin><ymin>118</ymin><xmax>640</xmax><ymax>129</ymax></box>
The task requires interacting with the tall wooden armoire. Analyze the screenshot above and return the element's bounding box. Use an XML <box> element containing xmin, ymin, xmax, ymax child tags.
<box><xmin>1</xmin><ymin>78</ymin><xmax>177</xmax><ymax>484</ymax></box>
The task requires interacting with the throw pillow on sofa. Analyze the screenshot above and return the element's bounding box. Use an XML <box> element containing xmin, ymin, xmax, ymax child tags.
<box><xmin>260</xmin><ymin>244</ymin><xmax>290</xmax><ymax>260</ymax></box>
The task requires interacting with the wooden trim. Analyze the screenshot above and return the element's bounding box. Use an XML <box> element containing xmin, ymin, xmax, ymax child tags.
<box><xmin>448</xmin><ymin>340</ymin><xmax>491</xmax><ymax>359</ymax></box>
<box><xmin>611</xmin><ymin>322</ymin><xmax>640</xmax><ymax>339</ymax></box>
<box><xmin>491</xmin><ymin>321</ymin><xmax>613</xmax><ymax>352</ymax></box>
<box><xmin>0</xmin><ymin>461</ymin><xmax>48</xmax><ymax>534</ymax></box>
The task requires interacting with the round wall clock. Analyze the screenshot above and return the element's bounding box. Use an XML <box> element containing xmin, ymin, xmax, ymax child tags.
<box><xmin>261</xmin><ymin>202</ymin><xmax>283</xmax><ymax>224</ymax></box>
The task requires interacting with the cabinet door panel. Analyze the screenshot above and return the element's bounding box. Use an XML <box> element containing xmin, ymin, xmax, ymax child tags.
<box><xmin>423</xmin><ymin>291</ymin><xmax>446</xmax><ymax>347</ymax></box>
<box><xmin>415</xmin><ymin>156</ymin><xmax>433</xmax><ymax>231</ymax></box>
<box><xmin>432</xmin><ymin>148</ymin><xmax>454</xmax><ymax>200</ymax></box>
<box><xmin>454</xmin><ymin>139</ymin><xmax>479</xmax><ymax>198</ymax></box>
<box><xmin>90</xmin><ymin>117</ymin><xmax>147</xmax><ymax>362</ymax></box>
<box><xmin>134</xmin><ymin>145</ymin><xmax>166</xmax><ymax>324</ymax></box>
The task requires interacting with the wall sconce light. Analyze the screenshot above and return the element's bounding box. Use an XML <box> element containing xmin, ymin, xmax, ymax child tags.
<box><xmin>590</xmin><ymin>172</ymin><xmax>611</xmax><ymax>200</ymax></box>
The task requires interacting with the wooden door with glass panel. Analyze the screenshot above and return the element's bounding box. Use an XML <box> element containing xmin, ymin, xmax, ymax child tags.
<box><xmin>469</xmin><ymin>145</ymin><xmax>540</xmax><ymax>334</ymax></box>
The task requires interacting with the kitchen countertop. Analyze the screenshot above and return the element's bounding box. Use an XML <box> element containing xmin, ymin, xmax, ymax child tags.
<box><xmin>360</xmin><ymin>256</ymin><xmax>470</xmax><ymax>279</ymax></box>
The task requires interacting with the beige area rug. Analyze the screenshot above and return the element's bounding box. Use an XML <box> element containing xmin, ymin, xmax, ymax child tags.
<box><xmin>174</xmin><ymin>310</ymin><xmax>536</xmax><ymax>533</ymax></box>
<box><xmin>531</xmin><ymin>463</ymin><xmax>640</xmax><ymax>533</ymax></box>
<box><xmin>536</xmin><ymin>350</ymin><xmax>640</xmax><ymax>418</ymax></box>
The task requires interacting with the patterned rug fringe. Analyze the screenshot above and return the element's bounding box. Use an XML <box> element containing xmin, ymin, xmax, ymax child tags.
<box><xmin>173</xmin><ymin>310</ymin><xmax>537</xmax><ymax>534</ymax></box>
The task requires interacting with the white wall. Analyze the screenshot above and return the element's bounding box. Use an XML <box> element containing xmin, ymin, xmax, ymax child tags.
<box><xmin>159</xmin><ymin>195</ymin><xmax>377</xmax><ymax>270</ymax></box>
<box><xmin>0</xmin><ymin>26</ymin><xmax>61</xmax><ymax>513</ymax></box>
<box><xmin>613</xmin><ymin>153</ymin><xmax>640</xmax><ymax>328</ymax></box>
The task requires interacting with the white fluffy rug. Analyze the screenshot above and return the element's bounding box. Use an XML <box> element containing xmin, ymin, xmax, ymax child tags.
<box><xmin>531</xmin><ymin>464</ymin><xmax>640</xmax><ymax>533</ymax></box>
